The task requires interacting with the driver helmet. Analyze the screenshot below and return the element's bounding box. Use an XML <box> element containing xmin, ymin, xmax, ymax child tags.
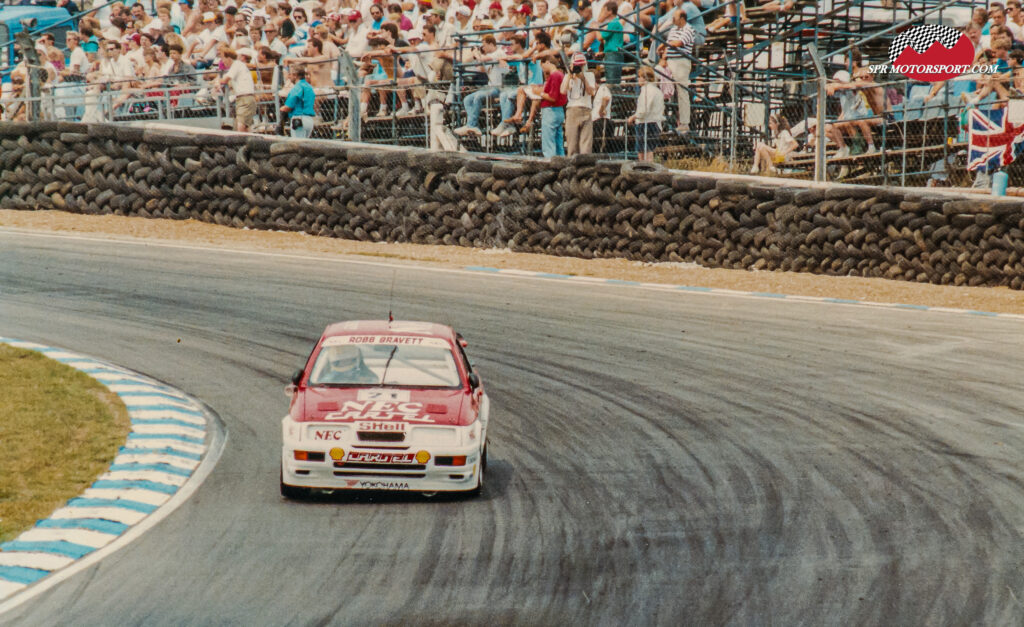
<box><xmin>325</xmin><ymin>345</ymin><xmax>362</xmax><ymax>370</ymax></box>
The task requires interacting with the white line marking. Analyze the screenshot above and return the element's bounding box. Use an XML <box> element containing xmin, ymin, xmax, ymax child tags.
<box><xmin>111</xmin><ymin>454</ymin><xmax>199</xmax><ymax>471</ymax></box>
<box><xmin>82</xmin><ymin>488</ymin><xmax>172</xmax><ymax>507</ymax></box>
<box><xmin>130</xmin><ymin>423</ymin><xmax>205</xmax><ymax>438</ymax></box>
<box><xmin>99</xmin><ymin>470</ymin><xmax>189</xmax><ymax>487</ymax></box>
<box><xmin>0</xmin><ymin>553</ymin><xmax>75</xmax><ymax>571</ymax></box>
<box><xmin>15</xmin><ymin>528</ymin><xmax>117</xmax><ymax>549</ymax></box>
<box><xmin>48</xmin><ymin>507</ymin><xmax>148</xmax><ymax>526</ymax></box>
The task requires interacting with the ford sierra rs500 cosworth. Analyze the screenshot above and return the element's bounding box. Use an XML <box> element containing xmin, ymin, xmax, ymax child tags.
<box><xmin>280</xmin><ymin>320</ymin><xmax>489</xmax><ymax>498</ymax></box>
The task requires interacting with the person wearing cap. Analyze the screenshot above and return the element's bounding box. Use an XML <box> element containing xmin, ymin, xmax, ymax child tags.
<box><xmin>427</xmin><ymin>7</ymin><xmax>455</xmax><ymax>46</ymax></box>
<box><xmin>342</xmin><ymin>9</ymin><xmax>370</xmax><ymax>57</ymax></box>
<box><xmin>281</xmin><ymin>65</ymin><xmax>318</xmax><ymax>137</ymax></box>
<box><xmin>454</xmin><ymin>34</ymin><xmax>507</xmax><ymax>136</ymax></box>
<box><xmin>455</xmin><ymin>4</ymin><xmax>475</xmax><ymax>27</ymax></box>
<box><xmin>192</xmin><ymin>12</ymin><xmax>228</xmax><ymax>67</ymax></box>
<box><xmin>560</xmin><ymin>52</ymin><xmax>595</xmax><ymax>155</ymax></box>
<box><xmin>662</xmin><ymin>9</ymin><xmax>695</xmax><ymax>134</ymax></box>
<box><xmin>218</xmin><ymin>47</ymin><xmax>257</xmax><ymax>131</ymax></box>
<box><xmin>315</xmin><ymin>345</ymin><xmax>377</xmax><ymax>385</ymax></box>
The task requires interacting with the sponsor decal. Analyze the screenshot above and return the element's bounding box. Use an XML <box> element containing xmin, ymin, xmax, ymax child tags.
<box><xmin>324</xmin><ymin>400</ymin><xmax>435</xmax><ymax>422</ymax></box>
<box><xmin>323</xmin><ymin>335</ymin><xmax>450</xmax><ymax>349</ymax></box>
<box><xmin>346</xmin><ymin>451</ymin><xmax>417</xmax><ymax>464</ymax></box>
<box><xmin>357</xmin><ymin>389</ymin><xmax>411</xmax><ymax>402</ymax></box>
<box><xmin>358</xmin><ymin>480</ymin><xmax>410</xmax><ymax>490</ymax></box>
<box><xmin>357</xmin><ymin>420</ymin><xmax>407</xmax><ymax>432</ymax></box>
<box><xmin>868</xmin><ymin>24</ymin><xmax>981</xmax><ymax>82</ymax></box>
<box><xmin>345</xmin><ymin>479</ymin><xmax>360</xmax><ymax>487</ymax></box>
<box><xmin>312</xmin><ymin>429</ymin><xmax>348</xmax><ymax>440</ymax></box>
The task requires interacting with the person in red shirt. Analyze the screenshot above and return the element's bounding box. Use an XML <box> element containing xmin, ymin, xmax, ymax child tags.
<box><xmin>539</xmin><ymin>58</ymin><xmax>567</xmax><ymax>157</ymax></box>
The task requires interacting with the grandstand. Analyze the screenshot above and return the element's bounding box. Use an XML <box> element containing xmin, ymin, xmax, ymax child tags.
<box><xmin>0</xmin><ymin>0</ymin><xmax>1009</xmax><ymax>188</ymax></box>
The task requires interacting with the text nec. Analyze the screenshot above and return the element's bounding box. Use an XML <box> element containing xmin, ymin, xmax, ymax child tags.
<box><xmin>325</xmin><ymin>400</ymin><xmax>432</xmax><ymax>422</ymax></box>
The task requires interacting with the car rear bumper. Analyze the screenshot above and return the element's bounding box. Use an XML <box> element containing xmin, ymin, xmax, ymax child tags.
<box><xmin>281</xmin><ymin>446</ymin><xmax>481</xmax><ymax>493</ymax></box>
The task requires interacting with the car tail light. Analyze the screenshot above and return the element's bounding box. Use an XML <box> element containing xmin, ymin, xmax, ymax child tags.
<box><xmin>294</xmin><ymin>450</ymin><xmax>325</xmax><ymax>461</ymax></box>
<box><xmin>434</xmin><ymin>456</ymin><xmax>467</xmax><ymax>466</ymax></box>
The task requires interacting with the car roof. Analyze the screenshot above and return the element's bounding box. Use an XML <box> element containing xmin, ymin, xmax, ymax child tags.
<box><xmin>321</xmin><ymin>320</ymin><xmax>456</xmax><ymax>342</ymax></box>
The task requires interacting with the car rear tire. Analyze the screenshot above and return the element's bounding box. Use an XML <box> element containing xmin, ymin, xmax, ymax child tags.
<box><xmin>467</xmin><ymin>442</ymin><xmax>487</xmax><ymax>498</ymax></box>
<box><xmin>280</xmin><ymin>465</ymin><xmax>310</xmax><ymax>500</ymax></box>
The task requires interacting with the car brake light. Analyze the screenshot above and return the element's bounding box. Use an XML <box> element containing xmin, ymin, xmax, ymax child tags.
<box><xmin>294</xmin><ymin>450</ymin><xmax>325</xmax><ymax>461</ymax></box>
<box><xmin>434</xmin><ymin>456</ymin><xmax>467</xmax><ymax>466</ymax></box>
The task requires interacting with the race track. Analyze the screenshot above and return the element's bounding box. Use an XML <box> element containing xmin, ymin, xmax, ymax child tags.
<box><xmin>2</xmin><ymin>230</ymin><xmax>1023</xmax><ymax>625</ymax></box>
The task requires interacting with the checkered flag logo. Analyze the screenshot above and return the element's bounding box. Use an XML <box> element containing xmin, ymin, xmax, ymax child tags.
<box><xmin>889</xmin><ymin>24</ymin><xmax>962</xmax><ymax>65</ymax></box>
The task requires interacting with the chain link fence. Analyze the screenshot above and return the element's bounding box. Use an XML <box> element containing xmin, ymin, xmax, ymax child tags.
<box><xmin>1</xmin><ymin>54</ymin><xmax>1004</xmax><ymax>189</ymax></box>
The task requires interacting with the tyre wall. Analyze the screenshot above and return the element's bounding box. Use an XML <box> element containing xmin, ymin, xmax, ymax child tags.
<box><xmin>2</xmin><ymin>121</ymin><xmax>1024</xmax><ymax>289</ymax></box>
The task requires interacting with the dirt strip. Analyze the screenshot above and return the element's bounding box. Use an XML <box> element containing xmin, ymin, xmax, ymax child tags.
<box><xmin>3</xmin><ymin>210</ymin><xmax>1023</xmax><ymax>315</ymax></box>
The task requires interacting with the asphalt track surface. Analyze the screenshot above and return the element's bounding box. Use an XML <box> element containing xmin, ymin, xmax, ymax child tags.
<box><xmin>2</xmin><ymin>230</ymin><xmax>1024</xmax><ymax>626</ymax></box>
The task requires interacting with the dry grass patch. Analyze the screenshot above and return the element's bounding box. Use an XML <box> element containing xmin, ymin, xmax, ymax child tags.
<box><xmin>0</xmin><ymin>345</ymin><xmax>131</xmax><ymax>543</ymax></box>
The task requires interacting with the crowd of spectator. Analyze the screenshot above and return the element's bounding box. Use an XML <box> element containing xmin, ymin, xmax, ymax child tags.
<box><xmin>0</xmin><ymin>0</ymin><xmax>734</xmax><ymax>158</ymax></box>
<box><xmin>5</xmin><ymin>0</ymin><xmax>1017</xmax><ymax>179</ymax></box>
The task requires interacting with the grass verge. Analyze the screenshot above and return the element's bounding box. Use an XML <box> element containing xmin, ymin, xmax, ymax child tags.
<box><xmin>0</xmin><ymin>344</ymin><xmax>131</xmax><ymax>543</ymax></box>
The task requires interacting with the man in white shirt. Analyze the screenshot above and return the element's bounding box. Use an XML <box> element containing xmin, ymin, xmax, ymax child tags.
<box><xmin>263</xmin><ymin>22</ymin><xmax>290</xmax><ymax>56</ymax></box>
<box><xmin>218</xmin><ymin>47</ymin><xmax>257</xmax><ymax>131</ymax></box>
<box><xmin>663</xmin><ymin>10</ymin><xmax>695</xmax><ymax>133</ymax></box>
<box><xmin>344</xmin><ymin>10</ymin><xmax>370</xmax><ymax>58</ymax></box>
<box><xmin>455</xmin><ymin>34</ymin><xmax>506</xmax><ymax>135</ymax></box>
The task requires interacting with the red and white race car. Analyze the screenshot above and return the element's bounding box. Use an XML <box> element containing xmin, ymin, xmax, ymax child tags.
<box><xmin>280</xmin><ymin>320</ymin><xmax>489</xmax><ymax>498</ymax></box>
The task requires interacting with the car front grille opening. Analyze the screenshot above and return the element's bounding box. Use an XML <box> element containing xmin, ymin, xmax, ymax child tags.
<box><xmin>357</xmin><ymin>432</ymin><xmax>405</xmax><ymax>442</ymax></box>
<box><xmin>334</xmin><ymin>471</ymin><xmax>427</xmax><ymax>478</ymax></box>
<box><xmin>295</xmin><ymin>470</ymin><xmax>310</xmax><ymax>476</ymax></box>
<box><xmin>335</xmin><ymin>462</ymin><xmax>427</xmax><ymax>471</ymax></box>
<box><xmin>448</xmin><ymin>474</ymin><xmax>465</xmax><ymax>480</ymax></box>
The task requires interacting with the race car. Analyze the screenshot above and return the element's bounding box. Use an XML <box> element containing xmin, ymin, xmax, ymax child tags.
<box><xmin>280</xmin><ymin>320</ymin><xmax>489</xmax><ymax>498</ymax></box>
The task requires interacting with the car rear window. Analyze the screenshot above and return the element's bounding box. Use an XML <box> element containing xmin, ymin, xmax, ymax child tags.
<box><xmin>309</xmin><ymin>341</ymin><xmax>461</xmax><ymax>388</ymax></box>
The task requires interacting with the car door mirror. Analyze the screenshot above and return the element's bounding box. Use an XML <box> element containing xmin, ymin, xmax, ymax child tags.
<box><xmin>286</xmin><ymin>369</ymin><xmax>304</xmax><ymax>397</ymax></box>
<box><xmin>467</xmin><ymin>372</ymin><xmax>480</xmax><ymax>390</ymax></box>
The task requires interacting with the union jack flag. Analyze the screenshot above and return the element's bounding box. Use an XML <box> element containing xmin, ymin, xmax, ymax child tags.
<box><xmin>967</xmin><ymin>107</ymin><xmax>1024</xmax><ymax>173</ymax></box>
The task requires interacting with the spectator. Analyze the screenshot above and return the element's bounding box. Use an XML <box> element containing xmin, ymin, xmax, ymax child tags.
<box><xmin>662</xmin><ymin>9</ymin><xmax>695</xmax><ymax>134</ymax></box>
<box><xmin>162</xmin><ymin>42</ymin><xmax>197</xmax><ymax>83</ymax></box>
<box><xmin>538</xmin><ymin>57</ymin><xmax>566</xmax><ymax>157</ymax></box>
<box><xmin>627</xmin><ymin>66</ymin><xmax>664</xmax><ymax>162</ymax></box>
<box><xmin>826</xmin><ymin>69</ymin><xmax>878</xmax><ymax>158</ymax></box>
<box><xmin>502</xmin><ymin>31</ymin><xmax>553</xmax><ymax>132</ymax></box>
<box><xmin>750</xmin><ymin>113</ymin><xmax>797</xmax><ymax>174</ymax></box>
<box><xmin>455</xmin><ymin>34</ymin><xmax>507</xmax><ymax>135</ymax></box>
<box><xmin>262</xmin><ymin>21</ymin><xmax>289</xmax><ymax>56</ymax></box>
<box><xmin>281</xmin><ymin>65</ymin><xmax>318</xmax><ymax>137</ymax></box>
<box><xmin>560</xmin><ymin>52</ymin><xmax>596</xmax><ymax>155</ymax></box>
<box><xmin>1008</xmin><ymin>0</ymin><xmax>1024</xmax><ymax>42</ymax></box>
<box><xmin>217</xmin><ymin>47</ymin><xmax>257</xmax><ymax>131</ymax></box>
<box><xmin>591</xmin><ymin>1</ymin><xmax>623</xmax><ymax>84</ymax></box>
<box><xmin>983</xmin><ymin>5</ymin><xmax>1008</xmax><ymax>48</ymax></box>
